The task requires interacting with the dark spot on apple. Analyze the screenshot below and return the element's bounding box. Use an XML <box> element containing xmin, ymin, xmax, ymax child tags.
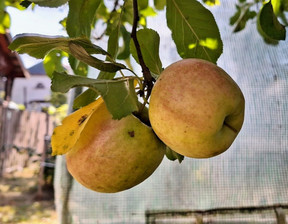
<box><xmin>69</xmin><ymin>130</ymin><xmax>75</xmax><ymax>136</ymax></box>
<box><xmin>78</xmin><ymin>114</ymin><xmax>88</xmax><ymax>125</ymax></box>
<box><xmin>128</xmin><ymin>131</ymin><xmax>135</xmax><ymax>137</ymax></box>
<box><xmin>63</xmin><ymin>144</ymin><xmax>69</xmax><ymax>150</ymax></box>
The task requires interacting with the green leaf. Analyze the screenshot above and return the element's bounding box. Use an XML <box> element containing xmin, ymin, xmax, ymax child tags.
<box><xmin>0</xmin><ymin>10</ymin><xmax>10</xmax><ymax>33</ymax></box>
<box><xmin>51</xmin><ymin>72</ymin><xmax>139</xmax><ymax>119</ymax></box>
<box><xmin>9</xmin><ymin>34</ymin><xmax>69</xmax><ymax>58</ymax></box>
<box><xmin>230</xmin><ymin>4</ymin><xmax>257</xmax><ymax>33</ymax></box>
<box><xmin>139</xmin><ymin>0</ymin><xmax>149</xmax><ymax>10</ymax></box>
<box><xmin>96</xmin><ymin>2</ymin><xmax>109</xmax><ymax>20</ymax></box>
<box><xmin>73</xmin><ymin>67</ymin><xmax>117</xmax><ymax>109</ymax></box>
<box><xmin>283</xmin><ymin>0</ymin><xmax>288</xmax><ymax>11</ymax></box>
<box><xmin>117</xmin><ymin>25</ymin><xmax>131</xmax><ymax>60</ymax></box>
<box><xmin>68</xmin><ymin>56</ymin><xmax>89</xmax><ymax>77</ymax></box>
<box><xmin>165</xmin><ymin>146</ymin><xmax>184</xmax><ymax>163</ymax></box>
<box><xmin>66</xmin><ymin>0</ymin><xmax>101</xmax><ymax>37</ymax></box>
<box><xmin>68</xmin><ymin>43</ymin><xmax>126</xmax><ymax>72</ymax></box>
<box><xmin>106</xmin><ymin>21</ymin><xmax>121</xmax><ymax>60</ymax></box>
<box><xmin>9</xmin><ymin>34</ymin><xmax>126</xmax><ymax>72</ymax></box>
<box><xmin>43</xmin><ymin>50</ymin><xmax>67</xmax><ymax>78</ymax></box>
<box><xmin>73</xmin><ymin>13</ymin><xmax>126</xmax><ymax>109</ymax></box>
<box><xmin>73</xmin><ymin>88</ymin><xmax>99</xmax><ymax>109</ymax></box>
<box><xmin>4</xmin><ymin>1</ymin><xmax>27</xmax><ymax>9</ymax></box>
<box><xmin>121</xmin><ymin>0</ymin><xmax>133</xmax><ymax>25</ymax></box>
<box><xmin>154</xmin><ymin>0</ymin><xmax>166</xmax><ymax>10</ymax></box>
<box><xmin>26</xmin><ymin>0</ymin><xmax>68</xmax><ymax>7</ymax></box>
<box><xmin>130</xmin><ymin>28</ymin><xmax>163</xmax><ymax>75</ymax></box>
<box><xmin>257</xmin><ymin>0</ymin><xmax>286</xmax><ymax>41</ymax></box>
<box><xmin>20</xmin><ymin>0</ymin><xmax>32</xmax><ymax>8</ymax></box>
<box><xmin>166</xmin><ymin>0</ymin><xmax>223</xmax><ymax>63</ymax></box>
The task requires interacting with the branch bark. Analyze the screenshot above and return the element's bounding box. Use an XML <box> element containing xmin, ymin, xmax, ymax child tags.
<box><xmin>131</xmin><ymin>0</ymin><xmax>154</xmax><ymax>101</ymax></box>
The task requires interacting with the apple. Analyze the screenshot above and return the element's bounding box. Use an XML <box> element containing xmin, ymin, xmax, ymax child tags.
<box><xmin>149</xmin><ymin>59</ymin><xmax>245</xmax><ymax>158</ymax></box>
<box><xmin>66</xmin><ymin>99</ymin><xmax>165</xmax><ymax>193</ymax></box>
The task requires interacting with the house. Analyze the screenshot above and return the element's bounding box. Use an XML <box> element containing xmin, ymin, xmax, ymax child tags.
<box><xmin>11</xmin><ymin>62</ymin><xmax>51</xmax><ymax>110</ymax></box>
<box><xmin>0</xmin><ymin>31</ymin><xmax>29</xmax><ymax>102</ymax></box>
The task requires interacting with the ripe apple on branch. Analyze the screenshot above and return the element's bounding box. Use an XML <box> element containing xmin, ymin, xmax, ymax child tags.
<box><xmin>8</xmin><ymin>0</ymin><xmax>285</xmax><ymax>193</ymax></box>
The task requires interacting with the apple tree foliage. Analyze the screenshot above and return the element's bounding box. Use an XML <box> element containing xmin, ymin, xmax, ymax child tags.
<box><xmin>1</xmin><ymin>0</ymin><xmax>287</xmax><ymax>161</ymax></box>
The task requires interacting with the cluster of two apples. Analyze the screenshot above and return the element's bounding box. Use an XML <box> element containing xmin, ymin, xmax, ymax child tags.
<box><xmin>52</xmin><ymin>59</ymin><xmax>245</xmax><ymax>193</ymax></box>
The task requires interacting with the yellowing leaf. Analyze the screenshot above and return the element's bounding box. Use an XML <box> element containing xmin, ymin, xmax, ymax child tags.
<box><xmin>51</xmin><ymin>97</ymin><xmax>104</xmax><ymax>156</ymax></box>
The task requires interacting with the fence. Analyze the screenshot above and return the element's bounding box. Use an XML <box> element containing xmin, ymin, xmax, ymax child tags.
<box><xmin>0</xmin><ymin>105</ymin><xmax>54</xmax><ymax>195</ymax></box>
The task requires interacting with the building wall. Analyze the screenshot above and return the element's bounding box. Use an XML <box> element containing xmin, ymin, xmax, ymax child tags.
<box><xmin>11</xmin><ymin>75</ymin><xmax>51</xmax><ymax>107</ymax></box>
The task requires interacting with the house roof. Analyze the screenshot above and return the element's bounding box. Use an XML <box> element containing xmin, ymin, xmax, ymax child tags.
<box><xmin>28</xmin><ymin>62</ymin><xmax>46</xmax><ymax>75</ymax></box>
<box><xmin>0</xmin><ymin>31</ymin><xmax>30</xmax><ymax>79</ymax></box>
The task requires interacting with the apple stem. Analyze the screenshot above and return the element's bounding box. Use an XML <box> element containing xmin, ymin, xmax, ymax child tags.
<box><xmin>224</xmin><ymin>121</ymin><xmax>238</xmax><ymax>134</ymax></box>
<box><xmin>131</xmin><ymin>0</ymin><xmax>155</xmax><ymax>107</ymax></box>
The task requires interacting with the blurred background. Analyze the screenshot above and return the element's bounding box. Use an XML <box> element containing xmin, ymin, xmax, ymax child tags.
<box><xmin>1</xmin><ymin>0</ymin><xmax>288</xmax><ymax>223</ymax></box>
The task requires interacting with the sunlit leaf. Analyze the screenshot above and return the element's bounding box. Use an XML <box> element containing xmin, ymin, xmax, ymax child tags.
<box><xmin>51</xmin><ymin>71</ymin><xmax>139</xmax><ymax>119</ymax></box>
<box><xmin>0</xmin><ymin>10</ymin><xmax>10</xmax><ymax>33</ymax></box>
<box><xmin>257</xmin><ymin>0</ymin><xmax>286</xmax><ymax>41</ymax></box>
<box><xmin>43</xmin><ymin>50</ymin><xmax>67</xmax><ymax>78</ymax></box>
<box><xmin>140</xmin><ymin>6</ymin><xmax>157</xmax><ymax>17</ymax></box>
<box><xmin>166</xmin><ymin>0</ymin><xmax>223</xmax><ymax>63</ymax></box>
<box><xmin>130</xmin><ymin>28</ymin><xmax>163</xmax><ymax>75</ymax></box>
<box><xmin>51</xmin><ymin>98</ymin><xmax>103</xmax><ymax>155</ymax></box>
<box><xmin>5</xmin><ymin>0</ymin><xmax>27</xmax><ymax>9</ymax></box>
<box><xmin>271</xmin><ymin>0</ymin><xmax>281</xmax><ymax>15</ymax></box>
<box><xmin>202</xmin><ymin>0</ymin><xmax>220</xmax><ymax>6</ymax></box>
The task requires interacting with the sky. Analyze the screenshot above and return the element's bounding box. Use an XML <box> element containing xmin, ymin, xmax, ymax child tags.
<box><xmin>6</xmin><ymin>3</ymin><xmax>181</xmax><ymax>70</ymax></box>
<box><xmin>7</xmin><ymin>5</ymin><xmax>69</xmax><ymax>68</ymax></box>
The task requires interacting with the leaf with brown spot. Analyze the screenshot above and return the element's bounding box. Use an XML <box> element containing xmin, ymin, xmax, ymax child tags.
<box><xmin>51</xmin><ymin>98</ymin><xmax>104</xmax><ymax>156</ymax></box>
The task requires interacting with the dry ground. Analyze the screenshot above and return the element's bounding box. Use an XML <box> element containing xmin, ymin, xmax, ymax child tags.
<box><xmin>0</xmin><ymin>167</ymin><xmax>58</xmax><ymax>224</ymax></box>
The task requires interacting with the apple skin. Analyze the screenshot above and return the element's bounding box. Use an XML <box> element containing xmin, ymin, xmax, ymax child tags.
<box><xmin>149</xmin><ymin>59</ymin><xmax>245</xmax><ymax>158</ymax></box>
<box><xmin>66</xmin><ymin>101</ymin><xmax>165</xmax><ymax>193</ymax></box>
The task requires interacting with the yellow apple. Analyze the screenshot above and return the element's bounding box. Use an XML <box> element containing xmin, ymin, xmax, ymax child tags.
<box><xmin>65</xmin><ymin>99</ymin><xmax>165</xmax><ymax>193</ymax></box>
<box><xmin>149</xmin><ymin>59</ymin><xmax>245</xmax><ymax>158</ymax></box>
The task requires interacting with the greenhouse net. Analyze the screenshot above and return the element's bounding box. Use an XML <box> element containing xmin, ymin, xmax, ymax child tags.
<box><xmin>54</xmin><ymin>1</ymin><xmax>288</xmax><ymax>223</ymax></box>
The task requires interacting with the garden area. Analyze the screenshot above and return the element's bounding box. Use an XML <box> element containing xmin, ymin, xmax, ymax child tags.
<box><xmin>0</xmin><ymin>167</ymin><xmax>57</xmax><ymax>224</ymax></box>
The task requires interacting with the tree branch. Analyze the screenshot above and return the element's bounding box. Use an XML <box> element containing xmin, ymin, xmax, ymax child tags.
<box><xmin>131</xmin><ymin>0</ymin><xmax>154</xmax><ymax>101</ymax></box>
<box><xmin>94</xmin><ymin>0</ymin><xmax>120</xmax><ymax>40</ymax></box>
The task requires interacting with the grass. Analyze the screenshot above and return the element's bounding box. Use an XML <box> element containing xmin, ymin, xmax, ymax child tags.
<box><xmin>0</xmin><ymin>166</ymin><xmax>58</xmax><ymax>224</ymax></box>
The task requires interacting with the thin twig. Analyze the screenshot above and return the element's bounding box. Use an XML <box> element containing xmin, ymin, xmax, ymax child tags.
<box><xmin>131</xmin><ymin>0</ymin><xmax>155</xmax><ymax>104</ymax></box>
<box><xmin>94</xmin><ymin>0</ymin><xmax>120</xmax><ymax>40</ymax></box>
